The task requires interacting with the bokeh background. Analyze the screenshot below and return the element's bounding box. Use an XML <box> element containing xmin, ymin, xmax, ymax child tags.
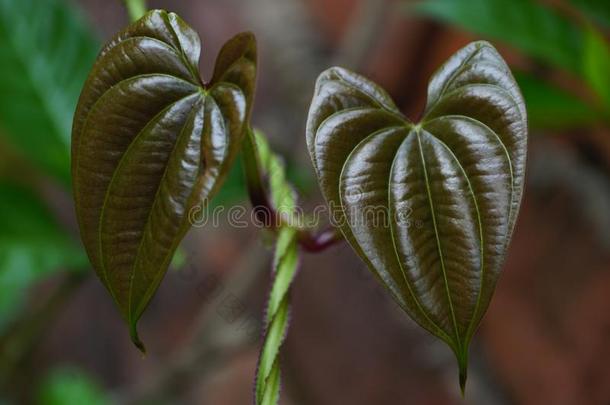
<box><xmin>1</xmin><ymin>0</ymin><xmax>610</xmax><ymax>404</ymax></box>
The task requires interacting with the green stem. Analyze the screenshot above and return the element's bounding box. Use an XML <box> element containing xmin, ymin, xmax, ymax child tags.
<box><xmin>244</xmin><ymin>129</ymin><xmax>343</xmax><ymax>404</ymax></box>
<box><xmin>242</xmin><ymin>129</ymin><xmax>344</xmax><ymax>252</ymax></box>
<box><xmin>242</xmin><ymin>128</ymin><xmax>273</xmax><ymax>226</ymax></box>
<box><xmin>123</xmin><ymin>0</ymin><xmax>147</xmax><ymax>22</ymax></box>
<box><xmin>255</xmin><ymin>227</ymin><xmax>298</xmax><ymax>405</ymax></box>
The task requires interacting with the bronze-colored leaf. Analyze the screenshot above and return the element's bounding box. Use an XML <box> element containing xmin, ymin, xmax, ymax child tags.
<box><xmin>306</xmin><ymin>41</ymin><xmax>527</xmax><ymax>390</ymax></box>
<box><xmin>71</xmin><ymin>10</ymin><xmax>257</xmax><ymax>350</ymax></box>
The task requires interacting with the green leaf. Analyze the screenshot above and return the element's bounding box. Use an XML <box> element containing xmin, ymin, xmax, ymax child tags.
<box><xmin>515</xmin><ymin>72</ymin><xmax>600</xmax><ymax>128</ymax></box>
<box><xmin>0</xmin><ymin>0</ymin><xmax>98</xmax><ymax>186</ymax></box>
<box><xmin>570</xmin><ymin>0</ymin><xmax>610</xmax><ymax>28</ymax></box>
<box><xmin>583</xmin><ymin>26</ymin><xmax>610</xmax><ymax>111</ymax></box>
<box><xmin>37</xmin><ymin>366</ymin><xmax>109</xmax><ymax>405</ymax></box>
<box><xmin>0</xmin><ymin>182</ymin><xmax>86</xmax><ymax>334</ymax></box>
<box><xmin>72</xmin><ymin>10</ymin><xmax>257</xmax><ymax>350</ymax></box>
<box><xmin>307</xmin><ymin>41</ymin><xmax>527</xmax><ymax>392</ymax></box>
<box><xmin>414</xmin><ymin>0</ymin><xmax>582</xmax><ymax>74</ymax></box>
<box><xmin>123</xmin><ymin>0</ymin><xmax>147</xmax><ymax>22</ymax></box>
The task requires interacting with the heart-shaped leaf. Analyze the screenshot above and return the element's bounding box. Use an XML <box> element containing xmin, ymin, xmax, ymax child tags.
<box><xmin>72</xmin><ymin>10</ymin><xmax>256</xmax><ymax>350</ymax></box>
<box><xmin>306</xmin><ymin>41</ymin><xmax>527</xmax><ymax>389</ymax></box>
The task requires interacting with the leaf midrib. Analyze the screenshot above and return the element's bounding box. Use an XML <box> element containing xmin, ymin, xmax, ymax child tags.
<box><xmin>127</xmin><ymin>95</ymin><xmax>204</xmax><ymax>324</ymax></box>
<box><xmin>386</xmin><ymin>130</ymin><xmax>455</xmax><ymax>347</ymax></box>
<box><xmin>415</xmin><ymin>128</ymin><xmax>462</xmax><ymax>350</ymax></box>
<box><xmin>132</xmin><ymin>94</ymin><xmax>230</xmax><ymax>319</ymax></box>
<box><xmin>97</xmin><ymin>92</ymin><xmax>200</xmax><ymax>310</ymax></box>
<box><xmin>423</xmin><ymin>129</ymin><xmax>486</xmax><ymax>345</ymax></box>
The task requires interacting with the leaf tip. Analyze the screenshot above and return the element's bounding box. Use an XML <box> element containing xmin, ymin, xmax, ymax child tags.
<box><xmin>459</xmin><ymin>368</ymin><xmax>467</xmax><ymax>398</ymax></box>
<box><xmin>457</xmin><ymin>349</ymin><xmax>468</xmax><ymax>397</ymax></box>
<box><xmin>130</xmin><ymin>323</ymin><xmax>147</xmax><ymax>355</ymax></box>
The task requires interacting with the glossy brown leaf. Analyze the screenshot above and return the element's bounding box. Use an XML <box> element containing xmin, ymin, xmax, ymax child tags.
<box><xmin>71</xmin><ymin>10</ymin><xmax>256</xmax><ymax>350</ymax></box>
<box><xmin>306</xmin><ymin>41</ymin><xmax>527</xmax><ymax>390</ymax></box>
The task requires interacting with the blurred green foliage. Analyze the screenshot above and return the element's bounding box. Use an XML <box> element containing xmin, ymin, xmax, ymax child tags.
<box><xmin>583</xmin><ymin>26</ymin><xmax>610</xmax><ymax>111</ymax></box>
<box><xmin>415</xmin><ymin>0</ymin><xmax>582</xmax><ymax>72</ymax></box>
<box><xmin>0</xmin><ymin>182</ymin><xmax>86</xmax><ymax>333</ymax></box>
<box><xmin>37</xmin><ymin>366</ymin><xmax>109</xmax><ymax>405</ymax></box>
<box><xmin>514</xmin><ymin>72</ymin><xmax>600</xmax><ymax>128</ymax></box>
<box><xmin>414</xmin><ymin>0</ymin><xmax>610</xmax><ymax>129</ymax></box>
<box><xmin>0</xmin><ymin>2</ymin><xmax>104</xmax><ymax>400</ymax></box>
<box><xmin>571</xmin><ymin>0</ymin><xmax>610</xmax><ymax>28</ymax></box>
<box><xmin>0</xmin><ymin>0</ymin><xmax>95</xmax><ymax>333</ymax></box>
<box><xmin>0</xmin><ymin>0</ymin><xmax>98</xmax><ymax>186</ymax></box>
